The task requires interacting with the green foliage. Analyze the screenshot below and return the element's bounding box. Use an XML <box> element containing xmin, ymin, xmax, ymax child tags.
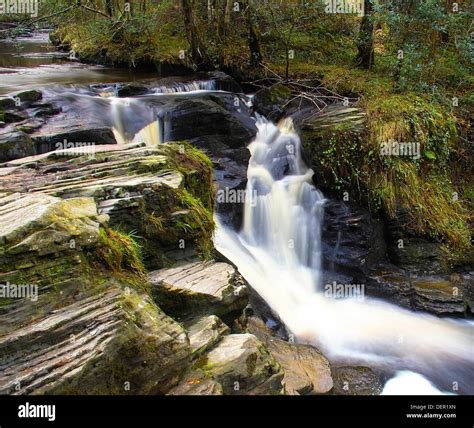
<box><xmin>40</xmin><ymin>0</ymin><xmax>188</xmax><ymax>66</ymax></box>
<box><xmin>97</xmin><ymin>227</ymin><xmax>146</xmax><ymax>279</ymax></box>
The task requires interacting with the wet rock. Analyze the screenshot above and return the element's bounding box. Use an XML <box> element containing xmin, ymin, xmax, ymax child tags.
<box><xmin>4</xmin><ymin>111</ymin><xmax>28</xmax><ymax>123</ymax></box>
<box><xmin>365</xmin><ymin>268</ymin><xmax>471</xmax><ymax>315</ymax></box>
<box><xmin>365</xmin><ymin>265</ymin><xmax>413</xmax><ymax>309</ymax></box>
<box><xmin>163</xmin><ymin>96</ymin><xmax>257</xmax><ymax>148</ymax></box>
<box><xmin>0</xmin><ymin>97</ymin><xmax>16</xmax><ymax>109</ymax></box>
<box><xmin>201</xmin><ymin>333</ymin><xmax>284</xmax><ymax>395</ymax></box>
<box><xmin>0</xmin><ymin>127</ymin><xmax>35</xmax><ymax>162</ymax></box>
<box><xmin>16</xmin><ymin>90</ymin><xmax>42</xmax><ymax>104</ymax></box>
<box><xmin>246</xmin><ymin>316</ymin><xmax>333</xmax><ymax>395</ymax></box>
<box><xmin>32</xmin><ymin>124</ymin><xmax>117</xmax><ymax>154</ymax></box>
<box><xmin>208</xmin><ymin>71</ymin><xmax>242</xmax><ymax>93</ymax></box>
<box><xmin>332</xmin><ymin>366</ymin><xmax>383</xmax><ymax>395</ymax></box>
<box><xmin>190</xmin><ymin>135</ymin><xmax>250</xmax><ymax>229</ymax></box>
<box><xmin>411</xmin><ymin>276</ymin><xmax>466</xmax><ymax>315</ymax></box>
<box><xmin>31</xmin><ymin>103</ymin><xmax>62</xmax><ymax>118</ymax></box>
<box><xmin>322</xmin><ymin>199</ymin><xmax>387</xmax><ymax>276</ymax></box>
<box><xmin>149</xmin><ymin>260</ymin><xmax>249</xmax><ymax>320</ymax></box>
<box><xmin>116</xmin><ymin>84</ymin><xmax>149</xmax><ymax>97</ymax></box>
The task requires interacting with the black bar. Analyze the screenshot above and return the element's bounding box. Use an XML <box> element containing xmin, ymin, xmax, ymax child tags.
<box><xmin>0</xmin><ymin>395</ymin><xmax>472</xmax><ymax>427</ymax></box>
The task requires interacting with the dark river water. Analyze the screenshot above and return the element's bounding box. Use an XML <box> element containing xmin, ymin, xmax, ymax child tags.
<box><xmin>0</xmin><ymin>31</ymin><xmax>156</xmax><ymax>95</ymax></box>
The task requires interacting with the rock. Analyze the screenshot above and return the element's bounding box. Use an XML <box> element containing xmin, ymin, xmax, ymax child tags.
<box><xmin>322</xmin><ymin>199</ymin><xmax>387</xmax><ymax>276</ymax></box>
<box><xmin>388</xmin><ymin>236</ymin><xmax>448</xmax><ymax>275</ymax></box>
<box><xmin>32</xmin><ymin>125</ymin><xmax>117</xmax><ymax>154</ymax></box>
<box><xmin>149</xmin><ymin>260</ymin><xmax>249</xmax><ymax>319</ymax></box>
<box><xmin>167</xmin><ymin>371</ymin><xmax>224</xmax><ymax>395</ymax></box>
<box><xmin>332</xmin><ymin>366</ymin><xmax>383</xmax><ymax>395</ymax></box>
<box><xmin>116</xmin><ymin>84</ymin><xmax>149</xmax><ymax>97</ymax></box>
<box><xmin>4</xmin><ymin>111</ymin><xmax>28</xmax><ymax>123</ymax></box>
<box><xmin>0</xmin><ymin>97</ymin><xmax>16</xmax><ymax>109</ymax></box>
<box><xmin>0</xmin><ymin>127</ymin><xmax>35</xmax><ymax>162</ymax></box>
<box><xmin>301</xmin><ymin>105</ymin><xmax>366</xmax><ymax>191</ymax></box>
<box><xmin>0</xmin><ymin>143</ymin><xmax>216</xmax><ymax>269</ymax></box>
<box><xmin>16</xmin><ymin>90</ymin><xmax>42</xmax><ymax>104</ymax></box>
<box><xmin>191</xmin><ymin>135</ymin><xmax>250</xmax><ymax>229</ymax></box>
<box><xmin>0</xmin><ymin>141</ymin><xmax>223</xmax><ymax>395</ymax></box>
<box><xmin>245</xmin><ymin>316</ymin><xmax>333</xmax><ymax>395</ymax></box>
<box><xmin>365</xmin><ymin>267</ymin><xmax>471</xmax><ymax>315</ymax></box>
<box><xmin>0</xmin><ymin>192</ymin><xmax>193</xmax><ymax>395</ymax></box>
<box><xmin>0</xmin><ymin>281</ymin><xmax>192</xmax><ymax>395</ymax></box>
<box><xmin>0</xmin><ymin>193</ymin><xmax>99</xmax><ymax>258</ymax></box>
<box><xmin>185</xmin><ymin>315</ymin><xmax>230</xmax><ymax>356</ymax></box>
<box><xmin>32</xmin><ymin>103</ymin><xmax>62</xmax><ymax>118</ymax></box>
<box><xmin>201</xmin><ymin>334</ymin><xmax>284</xmax><ymax>395</ymax></box>
<box><xmin>411</xmin><ymin>276</ymin><xmax>466</xmax><ymax>315</ymax></box>
<box><xmin>162</xmin><ymin>95</ymin><xmax>257</xmax><ymax>148</ymax></box>
<box><xmin>253</xmin><ymin>84</ymin><xmax>293</xmax><ymax>120</ymax></box>
<box><xmin>208</xmin><ymin>71</ymin><xmax>242</xmax><ymax>93</ymax></box>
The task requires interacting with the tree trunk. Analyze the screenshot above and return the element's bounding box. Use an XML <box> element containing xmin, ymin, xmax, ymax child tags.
<box><xmin>104</xmin><ymin>0</ymin><xmax>113</xmax><ymax>16</ymax></box>
<box><xmin>243</xmin><ymin>0</ymin><xmax>262</xmax><ymax>66</ymax></box>
<box><xmin>181</xmin><ymin>0</ymin><xmax>211</xmax><ymax>68</ymax></box>
<box><xmin>355</xmin><ymin>0</ymin><xmax>374</xmax><ymax>69</ymax></box>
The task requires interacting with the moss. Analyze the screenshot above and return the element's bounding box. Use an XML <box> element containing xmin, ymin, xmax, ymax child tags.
<box><xmin>174</xmin><ymin>189</ymin><xmax>215</xmax><ymax>260</ymax></box>
<box><xmin>96</xmin><ymin>227</ymin><xmax>148</xmax><ymax>291</ymax></box>
<box><xmin>162</xmin><ymin>142</ymin><xmax>216</xmax><ymax>211</ymax></box>
<box><xmin>300</xmin><ymin>64</ymin><xmax>471</xmax><ymax>263</ymax></box>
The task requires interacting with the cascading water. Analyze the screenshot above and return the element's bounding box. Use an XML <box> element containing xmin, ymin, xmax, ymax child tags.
<box><xmin>215</xmin><ymin>118</ymin><xmax>474</xmax><ymax>394</ymax></box>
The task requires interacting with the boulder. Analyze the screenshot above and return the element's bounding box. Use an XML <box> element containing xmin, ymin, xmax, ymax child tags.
<box><xmin>0</xmin><ymin>283</ymin><xmax>191</xmax><ymax>395</ymax></box>
<box><xmin>332</xmin><ymin>366</ymin><xmax>384</xmax><ymax>395</ymax></box>
<box><xmin>252</xmin><ymin>84</ymin><xmax>293</xmax><ymax>120</ymax></box>
<box><xmin>201</xmin><ymin>333</ymin><xmax>284</xmax><ymax>395</ymax></box>
<box><xmin>322</xmin><ymin>199</ymin><xmax>387</xmax><ymax>276</ymax></box>
<box><xmin>0</xmin><ymin>143</ymin><xmax>215</xmax><ymax>269</ymax></box>
<box><xmin>411</xmin><ymin>276</ymin><xmax>467</xmax><ymax>315</ymax></box>
<box><xmin>149</xmin><ymin>260</ymin><xmax>249</xmax><ymax>319</ymax></box>
<box><xmin>0</xmin><ymin>97</ymin><xmax>16</xmax><ymax>110</ymax></box>
<box><xmin>245</xmin><ymin>316</ymin><xmax>333</xmax><ymax>395</ymax></box>
<box><xmin>0</xmin><ymin>127</ymin><xmax>35</xmax><ymax>162</ymax></box>
<box><xmin>16</xmin><ymin>90</ymin><xmax>42</xmax><ymax>104</ymax></box>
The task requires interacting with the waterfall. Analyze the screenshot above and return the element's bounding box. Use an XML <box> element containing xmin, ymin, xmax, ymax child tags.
<box><xmin>215</xmin><ymin>118</ymin><xmax>474</xmax><ymax>394</ymax></box>
<box><xmin>152</xmin><ymin>79</ymin><xmax>217</xmax><ymax>94</ymax></box>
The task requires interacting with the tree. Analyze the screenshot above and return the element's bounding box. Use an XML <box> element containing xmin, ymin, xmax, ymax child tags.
<box><xmin>355</xmin><ymin>0</ymin><xmax>374</xmax><ymax>69</ymax></box>
<box><xmin>180</xmin><ymin>0</ymin><xmax>212</xmax><ymax>68</ymax></box>
<box><xmin>242</xmin><ymin>0</ymin><xmax>262</xmax><ymax>66</ymax></box>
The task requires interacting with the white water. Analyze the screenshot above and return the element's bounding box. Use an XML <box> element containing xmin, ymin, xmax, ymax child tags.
<box><xmin>215</xmin><ymin>118</ymin><xmax>474</xmax><ymax>394</ymax></box>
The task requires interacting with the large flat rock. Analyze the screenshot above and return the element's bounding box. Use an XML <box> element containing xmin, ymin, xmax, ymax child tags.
<box><xmin>149</xmin><ymin>260</ymin><xmax>249</xmax><ymax>319</ymax></box>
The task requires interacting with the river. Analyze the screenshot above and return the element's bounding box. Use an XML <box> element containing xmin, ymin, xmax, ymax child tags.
<box><xmin>2</xmin><ymin>32</ymin><xmax>473</xmax><ymax>396</ymax></box>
